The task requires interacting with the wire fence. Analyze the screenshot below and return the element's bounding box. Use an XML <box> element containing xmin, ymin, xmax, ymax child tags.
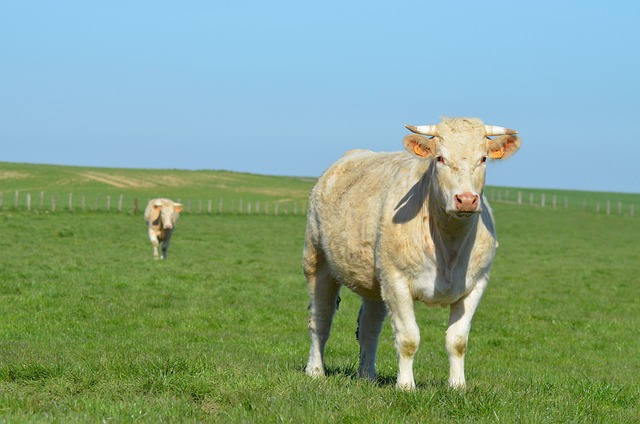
<box><xmin>487</xmin><ymin>188</ymin><xmax>636</xmax><ymax>217</ymax></box>
<box><xmin>0</xmin><ymin>189</ymin><xmax>637</xmax><ymax>217</ymax></box>
<box><xmin>0</xmin><ymin>191</ymin><xmax>308</xmax><ymax>216</ymax></box>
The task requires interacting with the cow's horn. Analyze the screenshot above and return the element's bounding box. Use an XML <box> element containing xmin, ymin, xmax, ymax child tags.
<box><xmin>405</xmin><ymin>124</ymin><xmax>438</xmax><ymax>136</ymax></box>
<box><xmin>485</xmin><ymin>125</ymin><xmax>518</xmax><ymax>136</ymax></box>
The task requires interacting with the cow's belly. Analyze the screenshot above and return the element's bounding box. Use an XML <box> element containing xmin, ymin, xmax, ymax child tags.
<box><xmin>151</xmin><ymin>226</ymin><xmax>166</xmax><ymax>241</ymax></box>
<box><xmin>328</xmin><ymin>257</ymin><xmax>383</xmax><ymax>300</ymax></box>
<box><xmin>323</xmin><ymin>241</ymin><xmax>383</xmax><ymax>299</ymax></box>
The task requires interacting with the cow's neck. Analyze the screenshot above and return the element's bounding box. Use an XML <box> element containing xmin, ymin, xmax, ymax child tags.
<box><xmin>427</xmin><ymin>197</ymin><xmax>479</xmax><ymax>280</ymax></box>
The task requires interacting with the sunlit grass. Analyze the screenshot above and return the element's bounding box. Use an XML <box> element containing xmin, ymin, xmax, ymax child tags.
<box><xmin>0</xmin><ymin>166</ymin><xmax>638</xmax><ymax>421</ymax></box>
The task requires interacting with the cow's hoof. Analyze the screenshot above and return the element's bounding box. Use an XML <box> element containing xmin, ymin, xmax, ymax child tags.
<box><xmin>305</xmin><ymin>366</ymin><xmax>325</xmax><ymax>378</ymax></box>
<box><xmin>448</xmin><ymin>380</ymin><xmax>467</xmax><ymax>390</ymax></box>
<box><xmin>396</xmin><ymin>380</ymin><xmax>416</xmax><ymax>391</ymax></box>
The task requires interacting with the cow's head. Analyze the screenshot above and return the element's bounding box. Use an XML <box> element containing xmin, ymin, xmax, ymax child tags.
<box><xmin>403</xmin><ymin>117</ymin><xmax>521</xmax><ymax>217</ymax></box>
<box><xmin>154</xmin><ymin>200</ymin><xmax>183</xmax><ymax>229</ymax></box>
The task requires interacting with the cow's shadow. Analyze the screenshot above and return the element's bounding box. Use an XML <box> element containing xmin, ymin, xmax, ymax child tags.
<box><xmin>324</xmin><ymin>365</ymin><xmax>395</xmax><ymax>387</ymax></box>
<box><xmin>300</xmin><ymin>364</ymin><xmax>442</xmax><ymax>390</ymax></box>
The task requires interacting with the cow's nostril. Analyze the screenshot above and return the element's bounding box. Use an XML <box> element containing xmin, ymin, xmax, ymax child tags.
<box><xmin>455</xmin><ymin>193</ymin><xmax>479</xmax><ymax>211</ymax></box>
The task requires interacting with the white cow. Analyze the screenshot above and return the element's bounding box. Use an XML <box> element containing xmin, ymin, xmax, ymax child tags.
<box><xmin>303</xmin><ymin>117</ymin><xmax>521</xmax><ymax>390</ymax></box>
<box><xmin>144</xmin><ymin>198</ymin><xmax>183</xmax><ymax>259</ymax></box>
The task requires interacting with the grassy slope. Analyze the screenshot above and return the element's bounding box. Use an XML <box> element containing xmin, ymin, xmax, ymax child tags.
<box><xmin>0</xmin><ymin>162</ymin><xmax>315</xmax><ymax>211</ymax></box>
<box><xmin>0</xmin><ymin>163</ymin><xmax>639</xmax><ymax>422</ymax></box>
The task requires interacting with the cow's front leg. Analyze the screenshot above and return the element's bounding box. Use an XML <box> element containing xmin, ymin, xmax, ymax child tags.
<box><xmin>148</xmin><ymin>228</ymin><xmax>160</xmax><ymax>259</ymax></box>
<box><xmin>382</xmin><ymin>279</ymin><xmax>420</xmax><ymax>391</ymax></box>
<box><xmin>446</xmin><ymin>281</ymin><xmax>487</xmax><ymax>389</ymax></box>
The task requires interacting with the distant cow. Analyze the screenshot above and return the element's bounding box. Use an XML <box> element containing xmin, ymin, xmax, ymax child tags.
<box><xmin>144</xmin><ymin>198</ymin><xmax>183</xmax><ymax>259</ymax></box>
<box><xmin>303</xmin><ymin>117</ymin><xmax>521</xmax><ymax>390</ymax></box>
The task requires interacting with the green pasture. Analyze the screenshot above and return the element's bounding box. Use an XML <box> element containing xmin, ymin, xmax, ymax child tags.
<box><xmin>1</xmin><ymin>164</ymin><xmax>639</xmax><ymax>422</ymax></box>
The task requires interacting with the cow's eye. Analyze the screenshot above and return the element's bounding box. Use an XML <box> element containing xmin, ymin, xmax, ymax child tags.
<box><xmin>436</xmin><ymin>156</ymin><xmax>445</xmax><ymax>164</ymax></box>
<box><xmin>480</xmin><ymin>156</ymin><xmax>487</xmax><ymax>164</ymax></box>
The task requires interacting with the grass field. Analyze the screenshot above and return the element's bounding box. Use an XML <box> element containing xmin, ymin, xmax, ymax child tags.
<box><xmin>1</xmin><ymin>163</ymin><xmax>639</xmax><ymax>422</ymax></box>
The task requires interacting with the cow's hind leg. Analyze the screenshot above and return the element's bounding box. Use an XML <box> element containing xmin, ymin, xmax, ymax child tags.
<box><xmin>356</xmin><ymin>298</ymin><xmax>387</xmax><ymax>380</ymax></box>
<box><xmin>161</xmin><ymin>229</ymin><xmax>173</xmax><ymax>259</ymax></box>
<box><xmin>304</xmin><ymin>246</ymin><xmax>340</xmax><ymax>378</ymax></box>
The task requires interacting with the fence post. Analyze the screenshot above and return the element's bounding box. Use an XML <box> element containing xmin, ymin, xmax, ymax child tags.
<box><xmin>107</xmin><ymin>195</ymin><xmax>111</xmax><ymax>212</ymax></box>
<box><xmin>541</xmin><ymin>194</ymin><xmax>546</xmax><ymax>208</ymax></box>
<box><xmin>27</xmin><ymin>193</ymin><xmax>31</xmax><ymax>211</ymax></box>
<box><xmin>51</xmin><ymin>195</ymin><xmax>57</xmax><ymax>212</ymax></box>
<box><xmin>14</xmin><ymin>191</ymin><xmax>19</xmax><ymax>210</ymax></box>
<box><xmin>207</xmin><ymin>199</ymin><xmax>212</xmax><ymax>214</ymax></box>
<box><xmin>118</xmin><ymin>194</ymin><xmax>124</xmax><ymax>212</ymax></box>
<box><xmin>0</xmin><ymin>192</ymin><xmax>3</xmax><ymax>210</ymax></box>
<box><xmin>618</xmin><ymin>201</ymin><xmax>622</xmax><ymax>215</ymax></box>
<box><xmin>529</xmin><ymin>193</ymin><xmax>534</xmax><ymax>206</ymax></box>
<box><xmin>40</xmin><ymin>191</ymin><xmax>44</xmax><ymax>209</ymax></box>
<box><xmin>68</xmin><ymin>192</ymin><xmax>73</xmax><ymax>212</ymax></box>
<box><xmin>517</xmin><ymin>191</ymin><xmax>522</xmax><ymax>205</ymax></box>
<box><xmin>82</xmin><ymin>195</ymin><xmax>86</xmax><ymax>212</ymax></box>
<box><xmin>552</xmin><ymin>195</ymin><xmax>557</xmax><ymax>209</ymax></box>
<box><xmin>218</xmin><ymin>198</ymin><xmax>224</xmax><ymax>214</ymax></box>
<box><xmin>606</xmin><ymin>201</ymin><xmax>611</xmax><ymax>215</ymax></box>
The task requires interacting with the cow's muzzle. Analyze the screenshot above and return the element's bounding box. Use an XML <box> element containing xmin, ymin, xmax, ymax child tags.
<box><xmin>454</xmin><ymin>192</ymin><xmax>479</xmax><ymax>213</ymax></box>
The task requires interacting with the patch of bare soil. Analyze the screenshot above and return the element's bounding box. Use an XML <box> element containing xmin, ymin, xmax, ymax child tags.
<box><xmin>79</xmin><ymin>172</ymin><xmax>156</xmax><ymax>188</ymax></box>
<box><xmin>0</xmin><ymin>171</ymin><xmax>30</xmax><ymax>180</ymax></box>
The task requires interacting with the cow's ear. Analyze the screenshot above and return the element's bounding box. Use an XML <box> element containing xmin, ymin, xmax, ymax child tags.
<box><xmin>403</xmin><ymin>134</ymin><xmax>436</xmax><ymax>159</ymax></box>
<box><xmin>174</xmin><ymin>204</ymin><xmax>183</xmax><ymax>213</ymax></box>
<box><xmin>487</xmin><ymin>135</ymin><xmax>521</xmax><ymax>160</ymax></box>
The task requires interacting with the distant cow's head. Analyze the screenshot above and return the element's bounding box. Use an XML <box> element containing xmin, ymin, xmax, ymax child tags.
<box><xmin>403</xmin><ymin>118</ymin><xmax>521</xmax><ymax>216</ymax></box>
<box><xmin>153</xmin><ymin>201</ymin><xmax>183</xmax><ymax>229</ymax></box>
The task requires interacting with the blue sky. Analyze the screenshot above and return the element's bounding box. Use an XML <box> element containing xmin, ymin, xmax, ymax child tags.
<box><xmin>2</xmin><ymin>1</ymin><xmax>639</xmax><ymax>193</ymax></box>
